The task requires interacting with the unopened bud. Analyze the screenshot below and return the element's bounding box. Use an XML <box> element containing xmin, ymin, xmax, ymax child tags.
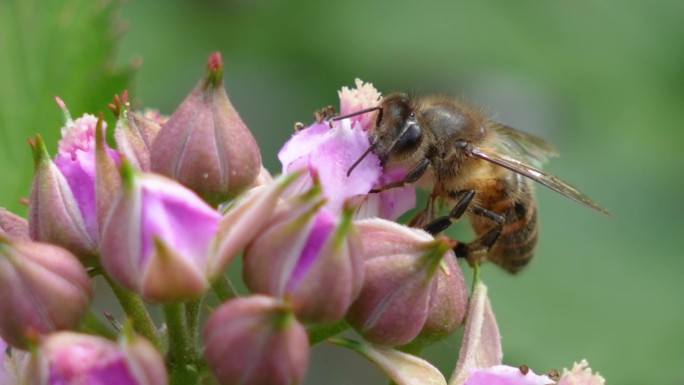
<box><xmin>0</xmin><ymin>208</ymin><xmax>29</xmax><ymax>240</ymax></box>
<box><xmin>243</xmin><ymin>189</ymin><xmax>364</xmax><ymax>324</ymax></box>
<box><xmin>0</xmin><ymin>238</ymin><xmax>92</xmax><ymax>349</ymax></box>
<box><xmin>346</xmin><ymin>219</ymin><xmax>456</xmax><ymax>345</ymax></box>
<box><xmin>203</xmin><ymin>295</ymin><xmax>309</xmax><ymax>385</ymax></box>
<box><xmin>151</xmin><ymin>52</ymin><xmax>261</xmax><ymax>205</ymax></box>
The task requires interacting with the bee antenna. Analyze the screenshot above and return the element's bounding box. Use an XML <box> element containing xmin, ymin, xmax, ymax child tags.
<box><xmin>347</xmin><ymin>140</ymin><xmax>378</xmax><ymax>177</ymax></box>
<box><xmin>331</xmin><ymin>106</ymin><xmax>381</xmax><ymax>121</ymax></box>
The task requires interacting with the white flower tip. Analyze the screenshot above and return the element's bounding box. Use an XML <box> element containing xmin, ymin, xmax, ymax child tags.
<box><xmin>558</xmin><ymin>359</ymin><xmax>605</xmax><ymax>385</ymax></box>
<box><xmin>54</xmin><ymin>96</ymin><xmax>73</xmax><ymax>125</ymax></box>
<box><xmin>54</xmin><ymin>96</ymin><xmax>66</xmax><ymax>109</ymax></box>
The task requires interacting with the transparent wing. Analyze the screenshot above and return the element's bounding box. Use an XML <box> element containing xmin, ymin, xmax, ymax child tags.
<box><xmin>469</xmin><ymin>145</ymin><xmax>609</xmax><ymax>214</ymax></box>
<box><xmin>488</xmin><ymin>122</ymin><xmax>558</xmax><ymax>167</ymax></box>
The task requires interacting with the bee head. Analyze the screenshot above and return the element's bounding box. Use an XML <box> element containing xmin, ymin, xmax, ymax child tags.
<box><xmin>345</xmin><ymin>93</ymin><xmax>425</xmax><ymax>177</ymax></box>
<box><xmin>371</xmin><ymin>93</ymin><xmax>424</xmax><ymax>164</ymax></box>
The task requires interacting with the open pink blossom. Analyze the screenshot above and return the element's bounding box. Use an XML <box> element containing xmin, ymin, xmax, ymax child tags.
<box><xmin>53</xmin><ymin>100</ymin><xmax>119</xmax><ymax>242</ymax></box>
<box><xmin>28</xmin><ymin>332</ymin><xmax>167</xmax><ymax>385</ymax></box>
<box><xmin>278</xmin><ymin>79</ymin><xmax>415</xmax><ymax>218</ymax></box>
<box><xmin>464</xmin><ymin>365</ymin><xmax>553</xmax><ymax>385</ymax></box>
<box><xmin>100</xmin><ymin>164</ymin><xmax>221</xmax><ymax>302</ymax></box>
<box><xmin>29</xmin><ymin>100</ymin><xmax>119</xmax><ymax>258</ymax></box>
<box><xmin>279</xmin><ymin>119</ymin><xmax>381</xmax><ymax>213</ymax></box>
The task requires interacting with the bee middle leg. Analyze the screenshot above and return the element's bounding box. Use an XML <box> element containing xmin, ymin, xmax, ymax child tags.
<box><xmin>453</xmin><ymin>205</ymin><xmax>505</xmax><ymax>267</ymax></box>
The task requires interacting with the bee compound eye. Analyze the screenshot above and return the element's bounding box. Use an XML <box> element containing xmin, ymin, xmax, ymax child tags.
<box><xmin>395</xmin><ymin>123</ymin><xmax>422</xmax><ymax>152</ymax></box>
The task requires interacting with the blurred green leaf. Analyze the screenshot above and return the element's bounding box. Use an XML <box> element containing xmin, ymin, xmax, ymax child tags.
<box><xmin>0</xmin><ymin>0</ymin><xmax>135</xmax><ymax>213</ymax></box>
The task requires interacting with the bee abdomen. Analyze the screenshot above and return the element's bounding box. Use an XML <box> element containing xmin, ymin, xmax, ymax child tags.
<box><xmin>471</xmin><ymin>197</ymin><xmax>538</xmax><ymax>273</ymax></box>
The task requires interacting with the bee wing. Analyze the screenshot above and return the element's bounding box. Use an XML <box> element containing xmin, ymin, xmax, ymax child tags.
<box><xmin>468</xmin><ymin>146</ymin><xmax>610</xmax><ymax>214</ymax></box>
<box><xmin>488</xmin><ymin>122</ymin><xmax>559</xmax><ymax>167</ymax></box>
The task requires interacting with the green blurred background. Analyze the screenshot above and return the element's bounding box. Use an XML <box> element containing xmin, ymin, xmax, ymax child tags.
<box><xmin>2</xmin><ymin>0</ymin><xmax>683</xmax><ymax>384</ymax></box>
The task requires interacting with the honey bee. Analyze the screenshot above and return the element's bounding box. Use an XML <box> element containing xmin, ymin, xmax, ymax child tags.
<box><xmin>343</xmin><ymin>93</ymin><xmax>609</xmax><ymax>273</ymax></box>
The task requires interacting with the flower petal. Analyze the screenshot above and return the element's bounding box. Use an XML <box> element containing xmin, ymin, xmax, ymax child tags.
<box><xmin>449</xmin><ymin>281</ymin><xmax>503</xmax><ymax>385</ymax></box>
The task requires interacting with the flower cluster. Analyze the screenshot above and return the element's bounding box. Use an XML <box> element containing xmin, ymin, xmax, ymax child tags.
<box><xmin>0</xmin><ymin>52</ymin><xmax>606</xmax><ymax>385</ymax></box>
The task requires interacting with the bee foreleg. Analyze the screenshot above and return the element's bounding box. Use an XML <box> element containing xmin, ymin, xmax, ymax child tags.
<box><xmin>422</xmin><ymin>189</ymin><xmax>475</xmax><ymax>235</ymax></box>
<box><xmin>369</xmin><ymin>158</ymin><xmax>430</xmax><ymax>193</ymax></box>
<box><xmin>454</xmin><ymin>205</ymin><xmax>504</xmax><ymax>267</ymax></box>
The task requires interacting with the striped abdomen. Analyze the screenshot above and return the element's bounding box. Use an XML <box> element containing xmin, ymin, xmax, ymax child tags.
<box><xmin>469</xmin><ymin>177</ymin><xmax>538</xmax><ymax>273</ymax></box>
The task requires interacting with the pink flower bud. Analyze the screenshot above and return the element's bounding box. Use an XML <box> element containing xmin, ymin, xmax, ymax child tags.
<box><xmin>0</xmin><ymin>208</ymin><xmax>29</xmax><ymax>240</ymax></box>
<box><xmin>27</xmin><ymin>332</ymin><xmax>167</xmax><ymax>385</ymax></box>
<box><xmin>151</xmin><ymin>52</ymin><xmax>261</xmax><ymax>205</ymax></box>
<box><xmin>29</xmin><ymin>104</ymin><xmax>119</xmax><ymax>259</ymax></box>
<box><xmin>100</xmin><ymin>164</ymin><xmax>220</xmax><ymax>302</ymax></box>
<box><xmin>29</xmin><ymin>133</ymin><xmax>97</xmax><ymax>258</ymax></box>
<box><xmin>346</xmin><ymin>219</ymin><xmax>456</xmax><ymax>346</ymax></box>
<box><xmin>243</xmin><ymin>192</ymin><xmax>364</xmax><ymax>324</ymax></box>
<box><xmin>0</xmin><ymin>238</ymin><xmax>92</xmax><ymax>349</ymax></box>
<box><xmin>203</xmin><ymin>295</ymin><xmax>309</xmax><ymax>385</ymax></box>
<box><xmin>557</xmin><ymin>360</ymin><xmax>605</xmax><ymax>385</ymax></box>
<box><xmin>463</xmin><ymin>365</ymin><xmax>553</xmax><ymax>385</ymax></box>
<box><xmin>114</xmin><ymin>110</ymin><xmax>161</xmax><ymax>172</ymax></box>
<box><xmin>211</xmin><ymin>171</ymin><xmax>301</xmax><ymax>277</ymax></box>
<box><xmin>409</xmin><ymin>250</ymin><xmax>468</xmax><ymax>348</ymax></box>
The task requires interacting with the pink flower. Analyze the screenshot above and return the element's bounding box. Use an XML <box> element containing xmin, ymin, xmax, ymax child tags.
<box><xmin>28</xmin><ymin>332</ymin><xmax>167</xmax><ymax>385</ymax></box>
<box><xmin>464</xmin><ymin>365</ymin><xmax>553</xmax><ymax>385</ymax></box>
<box><xmin>54</xmin><ymin>102</ymin><xmax>119</xmax><ymax>241</ymax></box>
<box><xmin>278</xmin><ymin>79</ymin><xmax>415</xmax><ymax>219</ymax></box>
<box><xmin>100</xmin><ymin>164</ymin><xmax>221</xmax><ymax>302</ymax></box>
<box><xmin>279</xmin><ymin>120</ymin><xmax>381</xmax><ymax>213</ymax></box>
<box><xmin>29</xmin><ymin>101</ymin><xmax>119</xmax><ymax>258</ymax></box>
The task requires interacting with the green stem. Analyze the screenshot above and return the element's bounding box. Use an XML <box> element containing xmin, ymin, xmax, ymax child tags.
<box><xmin>307</xmin><ymin>320</ymin><xmax>349</xmax><ymax>345</ymax></box>
<box><xmin>471</xmin><ymin>262</ymin><xmax>481</xmax><ymax>293</ymax></box>
<box><xmin>211</xmin><ymin>274</ymin><xmax>237</xmax><ymax>302</ymax></box>
<box><xmin>185</xmin><ymin>297</ymin><xmax>203</xmax><ymax>344</ymax></box>
<box><xmin>104</xmin><ymin>273</ymin><xmax>161</xmax><ymax>350</ymax></box>
<box><xmin>80</xmin><ymin>310</ymin><xmax>118</xmax><ymax>340</ymax></box>
<box><xmin>164</xmin><ymin>303</ymin><xmax>200</xmax><ymax>385</ymax></box>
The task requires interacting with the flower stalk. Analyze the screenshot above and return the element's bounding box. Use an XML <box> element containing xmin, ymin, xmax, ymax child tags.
<box><xmin>164</xmin><ymin>303</ymin><xmax>200</xmax><ymax>385</ymax></box>
<box><xmin>104</xmin><ymin>273</ymin><xmax>161</xmax><ymax>350</ymax></box>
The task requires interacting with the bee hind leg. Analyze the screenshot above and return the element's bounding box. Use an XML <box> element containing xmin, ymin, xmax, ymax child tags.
<box><xmin>454</xmin><ymin>205</ymin><xmax>504</xmax><ymax>268</ymax></box>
